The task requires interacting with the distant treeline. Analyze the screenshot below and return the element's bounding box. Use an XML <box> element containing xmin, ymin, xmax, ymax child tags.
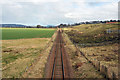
<box><xmin>0</xmin><ymin>24</ymin><xmax>26</xmax><ymax>28</ymax></box>
<box><xmin>1</xmin><ymin>20</ymin><xmax>120</xmax><ymax>28</ymax></box>
<box><xmin>0</xmin><ymin>24</ymin><xmax>56</xmax><ymax>28</ymax></box>
<box><xmin>58</xmin><ymin>19</ymin><xmax>120</xmax><ymax>28</ymax></box>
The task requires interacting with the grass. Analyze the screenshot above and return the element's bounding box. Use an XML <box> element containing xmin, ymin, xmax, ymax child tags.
<box><xmin>64</xmin><ymin>24</ymin><xmax>119</xmax><ymax>46</ymax></box>
<box><xmin>2</xmin><ymin>38</ymin><xmax>51</xmax><ymax>78</ymax></box>
<box><xmin>79</xmin><ymin>43</ymin><xmax>118</xmax><ymax>76</ymax></box>
<box><xmin>62</xmin><ymin>32</ymin><xmax>104</xmax><ymax>78</ymax></box>
<box><xmin>80</xmin><ymin>43</ymin><xmax>118</xmax><ymax>66</ymax></box>
<box><xmin>1</xmin><ymin>28</ymin><xmax>56</xmax><ymax>40</ymax></box>
<box><xmin>63</xmin><ymin>23</ymin><xmax>119</xmax><ymax>78</ymax></box>
<box><xmin>3</xmin><ymin>53</ymin><xmax>24</xmax><ymax>65</ymax></box>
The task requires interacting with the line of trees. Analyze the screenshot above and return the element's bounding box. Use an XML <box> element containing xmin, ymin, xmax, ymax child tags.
<box><xmin>1</xmin><ymin>19</ymin><xmax>119</xmax><ymax>28</ymax></box>
<box><xmin>36</xmin><ymin>19</ymin><xmax>120</xmax><ymax>28</ymax></box>
<box><xmin>57</xmin><ymin>19</ymin><xmax>120</xmax><ymax>28</ymax></box>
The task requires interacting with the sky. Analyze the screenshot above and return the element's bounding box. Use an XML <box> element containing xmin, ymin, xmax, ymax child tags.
<box><xmin>0</xmin><ymin>0</ymin><xmax>119</xmax><ymax>26</ymax></box>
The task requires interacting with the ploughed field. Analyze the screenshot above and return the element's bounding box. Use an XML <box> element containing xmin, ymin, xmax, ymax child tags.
<box><xmin>1</xmin><ymin>28</ymin><xmax>56</xmax><ymax>40</ymax></box>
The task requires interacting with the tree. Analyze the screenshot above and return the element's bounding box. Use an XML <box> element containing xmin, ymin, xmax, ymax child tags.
<box><xmin>37</xmin><ymin>25</ymin><xmax>42</xmax><ymax>28</ymax></box>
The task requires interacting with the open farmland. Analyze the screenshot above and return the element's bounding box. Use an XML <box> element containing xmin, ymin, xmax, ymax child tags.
<box><xmin>1</xmin><ymin>28</ymin><xmax>57</xmax><ymax>78</ymax></box>
<box><xmin>2</xmin><ymin>33</ymin><xmax>57</xmax><ymax>78</ymax></box>
<box><xmin>1</xmin><ymin>28</ymin><xmax>56</xmax><ymax>40</ymax></box>
<box><xmin>2</xmin><ymin>38</ymin><xmax>50</xmax><ymax>78</ymax></box>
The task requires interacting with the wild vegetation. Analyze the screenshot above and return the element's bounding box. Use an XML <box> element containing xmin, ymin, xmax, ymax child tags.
<box><xmin>64</xmin><ymin>23</ymin><xmax>119</xmax><ymax>78</ymax></box>
<box><xmin>64</xmin><ymin>23</ymin><xmax>119</xmax><ymax>47</ymax></box>
<box><xmin>62</xmin><ymin>33</ymin><xmax>104</xmax><ymax>78</ymax></box>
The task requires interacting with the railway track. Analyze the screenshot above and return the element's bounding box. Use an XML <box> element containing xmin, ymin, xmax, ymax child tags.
<box><xmin>45</xmin><ymin>29</ymin><xmax>73</xmax><ymax>79</ymax></box>
<box><xmin>51</xmin><ymin>30</ymin><xmax>64</xmax><ymax>79</ymax></box>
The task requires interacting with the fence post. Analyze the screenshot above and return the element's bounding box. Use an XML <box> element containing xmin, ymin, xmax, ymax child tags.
<box><xmin>107</xmin><ymin>67</ymin><xmax>114</xmax><ymax>79</ymax></box>
<box><xmin>95</xmin><ymin>61</ymin><xmax>100</xmax><ymax>71</ymax></box>
<box><xmin>100</xmin><ymin>65</ymin><xmax>107</xmax><ymax>77</ymax></box>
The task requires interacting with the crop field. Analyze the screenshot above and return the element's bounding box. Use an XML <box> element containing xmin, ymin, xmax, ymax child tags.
<box><xmin>1</xmin><ymin>28</ymin><xmax>56</xmax><ymax>40</ymax></box>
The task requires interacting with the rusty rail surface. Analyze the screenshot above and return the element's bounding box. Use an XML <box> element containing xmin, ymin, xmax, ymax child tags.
<box><xmin>45</xmin><ymin>30</ymin><xmax>73</xmax><ymax>79</ymax></box>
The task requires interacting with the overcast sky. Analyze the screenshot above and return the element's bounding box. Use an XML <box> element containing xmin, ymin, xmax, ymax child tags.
<box><xmin>0</xmin><ymin>0</ymin><xmax>119</xmax><ymax>26</ymax></box>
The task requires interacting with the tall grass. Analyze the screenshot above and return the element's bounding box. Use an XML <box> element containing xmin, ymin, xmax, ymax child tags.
<box><xmin>65</xmin><ymin>24</ymin><xmax>119</xmax><ymax>46</ymax></box>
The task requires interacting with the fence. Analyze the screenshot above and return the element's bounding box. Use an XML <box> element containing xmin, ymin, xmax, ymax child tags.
<box><xmin>75</xmin><ymin>44</ymin><xmax>118</xmax><ymax>79</ymax></box>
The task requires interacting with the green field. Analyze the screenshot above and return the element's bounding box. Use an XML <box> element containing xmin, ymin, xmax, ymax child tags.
<box><xmin>1</xmin><ymin>28</ymin><xmax>56</xmax><ymax>40</ymax></box>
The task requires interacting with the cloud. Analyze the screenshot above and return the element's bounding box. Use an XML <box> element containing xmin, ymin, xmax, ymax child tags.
<box><xmin>64</xmin><ymin>2</ymin><xmax>118</xmax><ymax>21</ymax></box>
<box><xmin>1</xmin><ymin>0</ymin><xmax>119</xmax><ymax>25</ymax></box>
<box><xmin>0</xmin><ymin>0</ymin><xmax>59</xmax><ymax>4</ymax></box>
